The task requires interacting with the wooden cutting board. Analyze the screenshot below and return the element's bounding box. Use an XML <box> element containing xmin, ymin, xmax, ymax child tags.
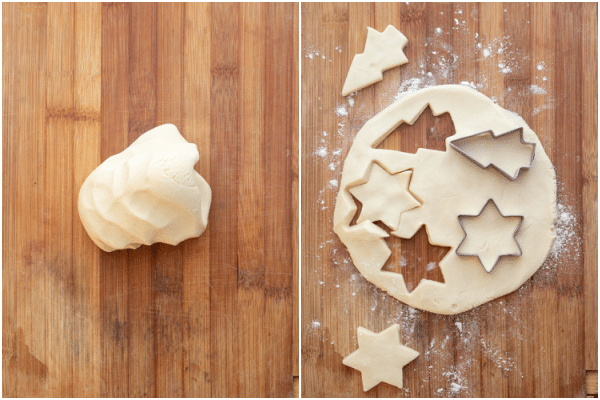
<box><xmin>301</xmin><ymin>3</ymin><xmax>597</xmax><ymax>397</ymax></box>
<box><xmin>3</xmin><ymin>3</ymin><xmax>298</xmax><ymax>397</ymax></box>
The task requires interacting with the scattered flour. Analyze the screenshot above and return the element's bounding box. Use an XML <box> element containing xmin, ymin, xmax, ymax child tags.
<box><xmin>548</xmin><ymin>202</ymin><xmax>581</xmax><ymax>261</ymax></box>
<box><xmin>450</xmin><ymin>382</ymin><xmax>466</xmax><ymax>393</ymax></box>
<box><xmin>335</xmin><ymin>105</ymin><xmax>349</xmax><ymax>117</ymax></box>
<box><xmin>315</xmin><ymin>147</ymin><xmax>328</xmax><ymax>158</ymax></box>
<box><xmin>460</xmin><ymin>81</ymin><xmax>478</xmax><ymax>90</ymax></box>
<box><xmin>529</xmin><ymin>84</ymin><xmax>547</xmax><ymax>95</ymax></box>
<box><xmin>532</xmin><ymin>99</ymin><xmax>556</xmax><ymax>116</ymax></box>
<box><xmin>394</xmin><ymin>77</ymin><xmax>424</xmax><ymax>101</ymax></box>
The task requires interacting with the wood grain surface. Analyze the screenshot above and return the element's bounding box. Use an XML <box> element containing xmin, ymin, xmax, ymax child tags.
<box><xmin>3</xmin><ymin>2</ymin><xmax>298</xmax><ymax>397</ymax></box>
<box><xmin>301</xmin><ymin>3</ymin><xmax>597</xmax><ymax>397</ymax></box>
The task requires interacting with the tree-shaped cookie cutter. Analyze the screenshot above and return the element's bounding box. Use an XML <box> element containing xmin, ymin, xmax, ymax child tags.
<box><xmin>449</xmin><ymin>127</ymin><xmax>536</xmax><ymax>180</ymax></box>
<box><xmin>455</xmin><ymin>199</ymin><xmax>524</xmax><ymax>273</ymax></box>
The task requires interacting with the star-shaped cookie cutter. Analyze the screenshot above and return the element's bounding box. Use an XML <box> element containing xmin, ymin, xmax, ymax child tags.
<box><xmin>456</xmin><ymin>199</ymin><xmax>524</xmax><ymax>273</ymax></box>
<box><xmin>449</xmin><ymin>127</ymin><xmax>536</xmax><ymax>180</ymax></box>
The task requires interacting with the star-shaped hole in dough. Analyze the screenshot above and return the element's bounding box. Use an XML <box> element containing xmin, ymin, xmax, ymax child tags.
<box><xmin>343</xmin><ymin>324</ymin><xmax>419</xmax><ymax>391</ymax></box>
<box><xmin>456</xmin><ymin>199</ymin><xmax>523</xmax><ymax>272</ymax></box>
<box><xmin>349</xmin><ymin>163</ymin><xmax>421</xmax><ymax>231</ymax></box>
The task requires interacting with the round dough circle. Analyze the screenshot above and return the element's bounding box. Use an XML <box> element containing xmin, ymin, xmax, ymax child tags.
<box><xmin>333</xmin><ymin>85</ymin><xmax>556</xmax><ymax>315</ymax></box>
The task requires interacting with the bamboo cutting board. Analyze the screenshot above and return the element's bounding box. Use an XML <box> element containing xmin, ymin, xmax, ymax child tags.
<box><xmin>3</xmin><ymin>3</ymin><xmax>298</xmax><ymax>397</ymax></box>
<box><xmin>302</xmin><ymin>3</ymin><xmax>597</xmax><ymax>397</ymax></box>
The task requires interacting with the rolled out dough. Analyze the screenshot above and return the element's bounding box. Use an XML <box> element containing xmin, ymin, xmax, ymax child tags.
<box><xmin>78</xmin><ymin>124</ymin><xmax>212</xmax><ymax>252</ymax></box>
<box><xmin>333</xmin><ymin>85</ymin><xmax>557</xmax><ymax>314</ymax></box>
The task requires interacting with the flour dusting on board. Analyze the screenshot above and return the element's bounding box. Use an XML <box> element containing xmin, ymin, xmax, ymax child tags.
<box><xmin>547</xmin><ymin>190</ymin><xmax>582</xmax><ymax>262</ymax></box>
<box><xmin>306</xmin><ymin>6</ymin><xmax>573</xmax><ymax>395</ymax></box>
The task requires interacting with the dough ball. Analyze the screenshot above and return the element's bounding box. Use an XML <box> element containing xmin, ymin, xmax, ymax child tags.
<box><xmin>78</xmin><ymin>124</ymin><xmax>212</xmax><ymax>252</ymax></box>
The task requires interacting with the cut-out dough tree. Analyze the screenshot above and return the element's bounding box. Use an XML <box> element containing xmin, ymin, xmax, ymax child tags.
<box><xmin>349</xmin><ymin>163</ymin><xmax>421</xmax><ymax>231</ymax></box>
<box><xmin>342</xmin><ymin>25</ymin><xmax>408</xmax><ymax>96</ymax></box>
<box><xmin>343</xmin><ymin>324</ymin><xmax>419</xmax><ymax>391</ymax></box>
<box><xmin>456</xmin><ymin>199</ymin><xmax>523</xmax><ymax>272</ymax></box>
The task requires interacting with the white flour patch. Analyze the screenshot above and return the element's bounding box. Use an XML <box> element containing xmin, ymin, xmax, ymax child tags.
<box><xmin>335</xmin><ymin>105</ymin><xmax>349</xmax><ymax>117</ymax></box>
<box><xmin>455</xmin><ymin>321</ymin><xmax>463</xmax><ymax>332</ymax></box>
<box><xmin>394</xmin><ymin>77</ymin><xmax>425</xmax><ymax>101</ymax></box>
<box><xmin>460</xmin><ymin>81</ymin><xmax>478</xmax><ymax>90</ymax></box>
<box><xmin>315</xmin><ymin>146</ymin><xmax>328</xmax><ymax>158</ymax></box>
<box><xmin>548</xmin><ymin>202</ymin><xmax>581</xmax><ymax>261</ymax></box>
<box><xmin>450</xmin><ymin>382</ymin><xmax>466</xmax><ymax>393</ymax></box>
<box><xmin>530</xmin><ymin>84</ymin><xmax>547</xmax><ymax>95</ymax></box>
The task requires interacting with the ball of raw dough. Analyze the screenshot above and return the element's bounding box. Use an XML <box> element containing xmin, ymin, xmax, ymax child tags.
<box><xmin>78</xmin><ymin>124</ymin><xmax>212</xmax><ymax>252</ymax></box>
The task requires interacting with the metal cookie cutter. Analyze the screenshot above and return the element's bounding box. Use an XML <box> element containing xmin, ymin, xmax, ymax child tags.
<box><xmin>455</xmin><ymin>199</ymin><xmax>524</xmax><ymax>273</ymax></box>
<box><xmin>449</xmin><ymin>127</ymin><xmax>536</xmax><ymax>180</ymax></box>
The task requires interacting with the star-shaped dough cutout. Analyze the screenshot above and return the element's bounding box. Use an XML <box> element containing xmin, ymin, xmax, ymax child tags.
<box><xmin>343</xmin><ymin>324</ymin><xmax>419</xmax><ymax>391</ymax></box>
<box><xmin>349</xmin><ymin>163</ymin><xmax>421</xmax><ymax>231</ymax></box>
<box><xmin>456</xmin><ymin>199</ymin><xmax>523</xmax><ymax>272</ymax></box>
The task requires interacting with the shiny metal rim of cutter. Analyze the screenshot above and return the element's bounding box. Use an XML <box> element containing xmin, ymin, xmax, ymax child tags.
<box><xmin>455</xmin><ymin>198</ymin><xmax>524</xmax><ymax>273</ymax></box>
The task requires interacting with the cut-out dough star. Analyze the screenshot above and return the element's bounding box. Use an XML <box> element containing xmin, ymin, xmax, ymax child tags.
<box><xmin>456</xmin><ymin>199</ymin><xmax>523</xmax><ymax>272</ymax></box>
<box><xmin>349</xmin><ymin>163</ymin><xmax>421</xmax><ymax>231</ymax></box>
<box><xmin>343</xmin><ymin>324</ymin><xmax>419</xmax><ymax>391</ymax></box>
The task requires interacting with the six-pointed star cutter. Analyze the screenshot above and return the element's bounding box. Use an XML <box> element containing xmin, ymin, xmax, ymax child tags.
<box><xmin>455</xmin><ymin>198</ymin><xmax>524</xmax><ymax>273</ymax></box>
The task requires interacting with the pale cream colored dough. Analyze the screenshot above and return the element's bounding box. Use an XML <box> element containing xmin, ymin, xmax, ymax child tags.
<box><xmin>342</xmin><ymin>25</ymin><xmax>408</xmax><ymax>96</ymax></box>
<box><xmin>333</xmin><ymin>85</ymin><xmax>557</xmax><ymax>315</ymax></box>
<box><xmin>78</xmin><ymin>124</ymin><xmax>211</xmax><ymax>252</ymax></box>
<box><xmin>343</xmin><ymin>324</ymin><xmax>419</xmax><ymax>391</ymax></box>
<box><xmin>349</xmin><ymin>164</ymin><xmax>420</xmax><ymax>231</ymax></box>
